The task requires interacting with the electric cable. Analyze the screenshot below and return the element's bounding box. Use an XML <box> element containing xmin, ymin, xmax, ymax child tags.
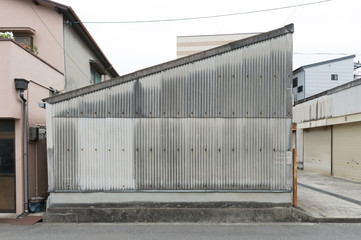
<box><xmin>27</xmin><ymin>1</ymin><xmax>95</xmax><ymax>87</ymax></box>
<box><xmin>70</xmin><ymin>0</ymin><xmax>333</xmax><ymax>24</ymax></box>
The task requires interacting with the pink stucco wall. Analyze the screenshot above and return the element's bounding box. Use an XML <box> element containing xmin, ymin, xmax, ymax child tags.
<box><xmin>0</xmin><ymin>0</ymin><xmax>64</xmax><ymax>73</ymax></box>
<box><xmin>0</xmin><ymin>40</ymin><xmax>64</xmax><ymax>214</ymax></box>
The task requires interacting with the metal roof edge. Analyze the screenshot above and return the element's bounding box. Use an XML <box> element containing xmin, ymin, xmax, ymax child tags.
<box><xmin>293</xmin><ymin>55</ymin><xmax>356</xmax><ymax>74</ymax></box>
<box><xmin>293</xmin><ymin>67</ymin><xmax>303</xmax><ymax>74</ymax></box>
<box><xmin>44</xmin><ymin>24</ymin><xmax>294</xmax><ymax>104</ymax></box>
<box><xmin>64</xmin><ymin>8</ymin><xmax>119</xmax><ymax>77</ymax></box>
<box><xmin>177</xmin><ymin>32</ymin><xmax>262</xmax><ymax>38</ymax></box>
<box><xmin>294</xmin><ymin>78</ymin><xmax>361</xmax><ymax>105</ymax></box>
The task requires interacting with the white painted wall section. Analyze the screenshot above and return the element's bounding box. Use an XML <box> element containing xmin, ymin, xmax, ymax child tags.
<box><xmin>304</xmin><ymin>57</ymin><xmax>354</xmax><ymax>98</ymax></box>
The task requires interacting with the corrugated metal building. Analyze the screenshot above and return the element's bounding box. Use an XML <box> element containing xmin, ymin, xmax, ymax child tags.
<box><xmin>44</xmin><ymin>24</ymin><xmax>294</xmax><ymax>206</ymax></box>
<box><xmin>293</xmin><ymin>78</ymin><xmax>361</xmax><ymax>182</ymax></box>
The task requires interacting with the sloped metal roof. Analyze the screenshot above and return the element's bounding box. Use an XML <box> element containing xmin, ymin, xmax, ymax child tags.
<box><xmin>293</xmin><ymin>54</ymin><xmax>355</xmax><ymax>74</ymax></box>
<box><xmin>44</xmin><ymin>24</ymin><xmax>294</xmax><ymax>104</ymax></box>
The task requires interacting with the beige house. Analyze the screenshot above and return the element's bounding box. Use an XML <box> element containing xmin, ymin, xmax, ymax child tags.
<box><xmin>0</xmin><ymin>0</ymin><xmax>118</xmax><ymax>214</ymax></box>
<box><xmin>177</xmin><ymin>32</ymin><xmax>260</xmax><ymax>58</ymax></box>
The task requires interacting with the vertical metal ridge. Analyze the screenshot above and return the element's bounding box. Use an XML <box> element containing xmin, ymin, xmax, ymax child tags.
<box><xmin>51</xmin><ymin>34</ymin><xmax>293</xmax><ymax>192</ymax></box>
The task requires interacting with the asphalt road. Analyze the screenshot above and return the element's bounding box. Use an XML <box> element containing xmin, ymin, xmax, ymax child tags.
<box><xmin>1</xmin><ymin>223</ymin><xmax>361</xmax><ymax>240</ymax></box>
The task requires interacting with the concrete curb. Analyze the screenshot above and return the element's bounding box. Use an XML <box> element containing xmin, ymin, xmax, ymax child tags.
<box><xmin>44</xmin><ymin>202</ymin><xmax>316</xmax><ymax>223</ymax></box>
<box><xmin>316</xmin><ymin>218</ymin><xmax>361</xmax><ymax>223</ymax></box>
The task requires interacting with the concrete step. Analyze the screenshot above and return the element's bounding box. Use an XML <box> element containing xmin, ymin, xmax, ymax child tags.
<box><xmin>44</xmin><ymin>202</ymin><xmax>315</xmax><ymax>223</ymax></box>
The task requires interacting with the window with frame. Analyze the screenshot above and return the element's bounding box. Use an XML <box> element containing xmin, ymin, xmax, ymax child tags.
<box><xmin>0</xmin><ymin>27</ymin><xmax>36</xmax><ymax>53</ymax></box>
<box><xmin>90</xmin><ymin>60</ymin><xmax>105</xmax><ymax>84</ymax></box>
<box><xmin>331</xmin><ymin>74</ymin><xmax>338</xmax><ymax>80</ymax></box>
<box><xmin>293</xmin><ymin>77</ymin><xmax>298</xmax><ymax>88</ymax></box>
<box><xmin>14</xmin><ymin>35</ymin><xmax>33</xmax><ymax>48</ymax></box>
<box><xmin>90</xmin><ymin>68</ymin><xmax>101</xmax><ymax>84</ymax></box>
<box><xmin>297</xmin><ymin>86</ymin><xmax>303</xmax><ymax>93</ymax></box>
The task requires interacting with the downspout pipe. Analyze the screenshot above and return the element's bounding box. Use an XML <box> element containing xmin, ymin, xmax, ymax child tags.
<box><xmin>19</xmin><ymin>90</ymin><xmax>29</xmax><ymax>213</ymax></box>
<box><xmin>14</xmin><ymin>78</ymin><xmax>29</xmax><ymax>218</ymax></box>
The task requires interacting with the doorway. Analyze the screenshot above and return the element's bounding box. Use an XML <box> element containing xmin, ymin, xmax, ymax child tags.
<box><xmin>0</xmin><ymin>119</ymin><xmax>16</xmax><ymax>212</ymax></box>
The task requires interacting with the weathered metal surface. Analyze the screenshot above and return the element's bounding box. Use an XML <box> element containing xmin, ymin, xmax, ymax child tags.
<box><xmin>293</xmin><ymin>78</ymin><xmax>361</xmax><ymax>124</ymax></box>
<box><xmin>49</xmin><ymin>31</ymin><xmax>293</xmax><ymax>192</ymax></box>
<box><xmin>135</xmin><ymin>118</ymin><xmax>292</xmax><ymax>191</ymax></box>
<box><xmin>52</xmin><ymin>118</ymin><xmax>292</xmax><ymax>191</ymax></box>
<box><xmin>53</xmin><ymin>35</ymin><xmax>292</xmax><ymax>119</ymax></box>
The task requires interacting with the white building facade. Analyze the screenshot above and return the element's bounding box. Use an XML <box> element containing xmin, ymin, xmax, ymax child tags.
<box><xmin>293</xmin><ymin>55</ymin><xmax>355</xmax><ymax>101</ymax></box>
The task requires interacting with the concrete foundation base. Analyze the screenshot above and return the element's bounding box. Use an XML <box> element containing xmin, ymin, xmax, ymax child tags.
<box><xmin>48</xmin><ymin>192</ymin><xmax>293</xmax><ymax>204</ymax></box>
<box><xmin>44</xmin><ymin>202</ymin><xmax>314</xmax><ymax>223</ymax></box>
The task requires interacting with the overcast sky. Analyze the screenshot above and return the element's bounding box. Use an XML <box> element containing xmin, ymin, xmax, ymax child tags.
<box><xmin>58</xmin><ymin>0</ymin><xmax>361</xmax><ymax>76</ymax></box>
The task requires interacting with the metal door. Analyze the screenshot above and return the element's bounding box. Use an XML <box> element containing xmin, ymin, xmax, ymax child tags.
<box><xmin>304</xmin><ymin>126</ymin><xmax>332</xmax><ymax>175</ymax></box>
<box><xmin>333</xmin><ymin>122</ymin><xmax>361</xmax><ymax>182</ymax></box>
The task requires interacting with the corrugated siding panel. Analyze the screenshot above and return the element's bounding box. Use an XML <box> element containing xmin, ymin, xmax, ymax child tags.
<box><xmin>135</xmin><ymin>119</ymin><xmax>291</xmax><ymax>191</ymax></box>
<box><xmin>52</xmin><ymin>118</ymin><xmax>292</xmax><ymax>191</ymax></box>
<box><xmin>78</xmin><ymin>118</ymin><xmax>107</xmax><ymax>190</ymax></box>
<box><xmin>293</xmin><ymin>81</ymin><xmax>361</xmax><ymax>124</ymax></box>
<box><xmin>53</xmin><ymin>118</ymin><xmax>78</xmax><ymax>190</ymax></box>
<box><xmin>50</xmin><ymin>33</ymin><xmax>293</xmax><ymax>192</ymax></box>
<box><xmin>77</xmin><ymin>119</ymin><xmax>134</xmax><ymax>191</ymax></box>
<box><xmin>107</xmin><ymin>82</ymin><xmax>135</xmax><ymax>118</ymax></box>
<box><xmin>52</xmin><ymin>35</ymin><xmax>292</xmax><ymax>119</ymax></box>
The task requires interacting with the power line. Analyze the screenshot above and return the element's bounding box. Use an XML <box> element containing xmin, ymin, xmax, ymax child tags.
<box><xmin>27</xmin><ymin>1</ymin><xmax>93</xmax><ymax>87</ymax></box>
<box><xmin>283</xmin><ymin>0</ymin><xmax>304</xmax><ymax>24</ymax></box>
<box><xmin>70</xmin><ymin>0</ymin><xmax>333</xmax><ymax>24</ymax></box>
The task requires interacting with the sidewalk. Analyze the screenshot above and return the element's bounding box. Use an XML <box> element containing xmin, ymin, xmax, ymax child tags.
<box><xmin>297</xmin><ymin>170</ymin><xmax>361</xmax><ymax>222</ymax></box>
<box><xmin>3</xmin><ymin>171</ymin><xmax>361</xmax><ymax>223</ymax></box>
<box><xmin>0</xmin><ymin>212</ymin><xmax>44</xmax><ymax>225</ymax></box>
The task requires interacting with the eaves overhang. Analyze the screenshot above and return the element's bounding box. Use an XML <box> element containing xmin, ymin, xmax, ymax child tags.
<box><xmin>32</xmin><ymin>0</ymin><xmax>119</xmax><ymax>78</ymax></box>
<box><xmin>0</xmin><ymin>27</ymin><xmax>36</xmax><ymax>35</ymax></box>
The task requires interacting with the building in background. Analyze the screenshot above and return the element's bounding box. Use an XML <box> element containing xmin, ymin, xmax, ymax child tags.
<box><xmin>293</xmin><ymin>78</ymin><xmax>361</xmax><ymax>182</ymax></box>
<box><xmin>176</xmin><ymin>32</ymin><xmax>260</xmax><ymax>58</ymax></box>
<box><xmin>0</xmin><ymin>0</ymin><xmax>118</xmax><ymax>214</ymax></box>
<box><xmin>292</xmin><ymin>55</ymin><xmax>355</xmax><ymax>101</ymax></box>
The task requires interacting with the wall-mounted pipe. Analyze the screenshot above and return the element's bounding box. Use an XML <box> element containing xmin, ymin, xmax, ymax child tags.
<box><xmin>19</xmin><ymin>90</ymin><xmax>29</xmax><ymax>212</ymax></box>
<box><xmin>14</xmin><ymin>78</ymin><xmax>30</xmax><ymax>215</ymax></box>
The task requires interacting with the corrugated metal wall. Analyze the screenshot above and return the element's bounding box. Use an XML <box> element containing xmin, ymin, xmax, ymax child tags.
<box><xmin>293</xmin><ymin>81</ymin><xmax>361</xmax><ymax>124</ymax></box>
<box><xmin>49</xmin><ymin>33</ymin><xmax>293</xmax><ymax>192</ymax></box>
